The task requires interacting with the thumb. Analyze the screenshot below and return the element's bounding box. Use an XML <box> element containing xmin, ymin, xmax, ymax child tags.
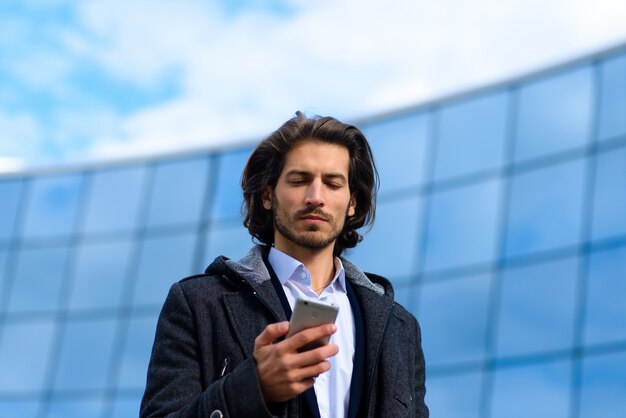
<box><xmin>255</xmin><ymin>321</ymin><xmax>289</xmax><ymax>348</ymax></box>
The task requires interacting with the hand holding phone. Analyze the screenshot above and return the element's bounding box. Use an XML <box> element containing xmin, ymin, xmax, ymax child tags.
<box><xmin>253</xmin><ymin>307</ymin><xmax>340</xmax><ymax>403</ymax></box>
<box><xmin>286</xmin><ymin>298</ymin><xmax>339</xmax><ymax>352</ymax></box>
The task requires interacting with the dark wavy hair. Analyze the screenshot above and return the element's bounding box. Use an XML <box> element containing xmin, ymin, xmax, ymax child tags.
<box><xmin>241</xmin><ymin>111</ymin><xmax>379</xmax><ymax>256</ymax></box>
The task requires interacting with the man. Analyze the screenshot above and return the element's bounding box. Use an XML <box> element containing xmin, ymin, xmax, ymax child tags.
<box><xmin>141</xmin><ymin>112</ymin><xmax>428</xmax><ymax>418</ymax></box>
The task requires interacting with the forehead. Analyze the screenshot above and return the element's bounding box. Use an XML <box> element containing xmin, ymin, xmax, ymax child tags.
<box><xmin>281</xmin><ymin>140</ymin><xmax>350</xmax><ymax>176</ymax></box>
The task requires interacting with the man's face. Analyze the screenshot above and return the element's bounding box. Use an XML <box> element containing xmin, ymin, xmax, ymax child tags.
<box><xmin>262</xmin><ymin>140</ymin><xmax>356</xmax><ymax>255</ymax></box>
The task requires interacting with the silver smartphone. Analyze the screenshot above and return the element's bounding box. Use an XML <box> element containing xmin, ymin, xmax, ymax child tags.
<box><xmin>286</xmin><ymin>298</ymin><xmax>339</xmax><ymax>352</ymax></box>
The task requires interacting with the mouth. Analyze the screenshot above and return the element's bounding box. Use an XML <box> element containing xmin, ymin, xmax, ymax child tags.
<box><xmin>300</xmin><ymin>215</ymin><xmax>327</xmax><ymax>223</ymax></box>
<box><xmin>298</xmin><ymin>211</ymin><xmax>330</xmax><ymax>223</ymax></box>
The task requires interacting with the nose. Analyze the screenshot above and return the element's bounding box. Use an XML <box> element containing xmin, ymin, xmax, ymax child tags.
<box><xmin>304</xmin><ymin>181</ymin><xmax>324</xmax><ymax>207</ymax></box>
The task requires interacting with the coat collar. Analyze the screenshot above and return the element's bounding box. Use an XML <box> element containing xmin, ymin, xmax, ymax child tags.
<box><xmin>208</xmin><ymin>244</ymin><xmax>388</xmax><ymax>298</ymax></box>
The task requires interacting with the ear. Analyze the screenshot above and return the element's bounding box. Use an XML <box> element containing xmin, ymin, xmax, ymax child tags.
<box><xmin>262</xmin><ymin>187</ymin><xmax>273</xmax><ymax>210</ymax></box>
<box><xmin>347</xmin><ymin>193</ymin><xmax>356</xmax><ymax>217</ymax></box>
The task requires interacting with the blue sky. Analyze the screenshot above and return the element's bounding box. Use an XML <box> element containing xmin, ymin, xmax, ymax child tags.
<box><xmin>1</xmin><ymin>0</ymin><xmax>626</xmax><ymax>171</ymax></box>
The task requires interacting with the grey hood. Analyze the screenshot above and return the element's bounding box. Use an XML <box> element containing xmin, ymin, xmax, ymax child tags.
<box><xmin>205</xmin><ymin>244</ymin><xmax>389</xmax><ymax>298</ymax></box>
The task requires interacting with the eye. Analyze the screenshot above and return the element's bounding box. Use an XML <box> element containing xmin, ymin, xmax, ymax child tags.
<box><xmin>326</xmin><ymin>182</ymin><xmax>343</xmax><ymax>190</ymax></box>
<box><xmin>288</xmin><ymin>179</ymin><xmax>307</xmax><ymax>186</ymax></box>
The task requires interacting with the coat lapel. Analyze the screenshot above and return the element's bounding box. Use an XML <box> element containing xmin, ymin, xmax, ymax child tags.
<box><xmin>221</xmin><ymin>280</ymin><xmax>287</xmax><ymax>356</ymax></box>
<box><xmin>350</xmin><ymin>282</ymin><xmax>394</xmax><ymax>413</ymax></box>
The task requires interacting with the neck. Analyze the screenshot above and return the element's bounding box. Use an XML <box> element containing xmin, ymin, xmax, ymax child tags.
<box><xmin>274</xmin><ymin>243</ymin><xmax>336</xmax><ymax>293</ymax></box>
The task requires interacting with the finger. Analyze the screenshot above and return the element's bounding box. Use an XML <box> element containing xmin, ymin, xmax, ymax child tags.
<box><xmin>284</xmin><ymin>378</ymin><xmax>316</xmax><ymax>397</ymax></box>
<box><xmin>291</xmin><ymin>359</ymin><xmax>333</xmax><ymax>382</ymax></box>
<box><xmin>285</xmin><ymin>323</ymin><xmax>336</xmax><ymax>351</ymax></box>
<box><xmin>255</xmin><ymin>321</ymin><xmax>290</xmax><ymax>348</ymax></box>
<box><xmin>293</xmin><ymin>343</ymin><xmax>339</xmax><ymax>368</ymax></box>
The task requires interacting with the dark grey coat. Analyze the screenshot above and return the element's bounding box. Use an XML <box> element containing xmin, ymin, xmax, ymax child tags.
<box><xmin>140</xmin><ymin>245</ymin><xmax>428</xmax><ymax>417</ymax></box>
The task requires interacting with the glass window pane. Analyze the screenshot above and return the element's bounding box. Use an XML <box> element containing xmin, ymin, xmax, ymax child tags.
<box><xmin>210</xmin><ymin>148</ymin><xmax>251</xmax><ymax>220</ymax></box>
<box><xmin>427</xmin><ymin>372</ymin><xmax>482</xmax><ymax>418</ymax></box>
<box><xmin>392</xmin><ymin>283</ymin><xmax>418</xmax><ymax>316</ymax></box>
<box><xmin>204</xmin><ymin>222</ymin><xmax>253</xmax><ymax>267</ymax></box>
<box><xmin>0</xmin><ymin>248</ymin><xmax>9</xmax><ymax>308</ymax></box>
<box><xmin>82</xmin><ymin>166</ymin><xmax>147</xmax><ymax>235</ymax></box>
<box><xmin>514</xmin><ymin>66</ymin><xmax>593</xmax><ymax>162</ymax></box>
<box><xmin>361</xmin><ymin>111</ymin><xmax>431</xmax><ymax>193</ymax></box>
<box><xmin>418</xmin><ymin>273</ymin><xmax>491</xmax><ymax>366</ymax></box>
<box><xmin>68</xmin><ymin>239</ymin><xmax>133</xmax><ymax>311</ymax></box>
<box><xmin>584</xmin><ymin>245</ymin><xmax>626</xmax><ymax>345</ymax></box>
<box><xmin>435</xmin><ymin>91</ymin><xmax>509</xmax><ymax>180</ymax></box>
<box><xmin>0</xmin><ymin>178</ymin><xmax>24</xmax><ymax>242</ymax></box>
<box><xmin>111</xmin><ymin>394</ymin><xmax>142</xmax><ymax>418</ymax></box>
<box><xmin>598</xmin><ymin>53</ymin><xmax>626</xmax><ymax>141</ymax></box>
<box><xmin>347</xmin><ymin>196</ymin><xmax>422</xmax><ymax>281</ymax></box>
<box><xmin>22</xmin><ymin>174</ymin><xmax>84</xmax><ymax>239</ymax></box>
<box><xmin>496</xmin><ymin>257</ymin><xmax>578</xmax><ymax>357</ymax></box>
<box><xmin>591</xmin><ymin>147</ymin><xmax>626</xmax><ymax>241</ymax></box>
<box><xmin>490</xmin><ymin>360</ymin><xmax>571</xmax><ymax>418</ymax></box>
<box><xmin>8</xmin><ymin>245</ymin><xmax>70</xmax><ymax>313</ymax></box>
<box><xmin>146</xmin><ymin>157</ymin><xmax>210</xmax><ymax>227</ymax></box>
<box><xmin>0</xmin><ymin>319</ymin><xmax>56</xmax><ymax>391</ymax></box>
<box><xmin>424</xmin><ymin>179</ymin><xmax>502</xmax><ymax>272</ymax></box>
<box><xmin>53</xmin><ymin>318</ymin><xmax>117</xmax><ymax>390</ymax></box>
<box><xmin>580</xmin><ymin>351</ymin><xmax>626</xmax><ymax>418</ymax></box>
<box><xmin>0</xmin><ymin>400</ymin><xmax>39</xmax><ymax>418</ymax></box>
<box><xmin>117</xmin><ymin>315</ymin><xmax>158</xmax><ymax>389</ymax></box>
<box><xmin>132</xmin><ymin>232</ymin><xmax>197</xmax><ymax>306</ymax></box>
<box><xmin>46</xmin><ymin>398</ymin><xmax>105</xmax><ymax>418</ymax></box>
<box><xmin>504</xmin><ymin>159</ymin><xmax>585</xmax><ymax>258</ymax></box>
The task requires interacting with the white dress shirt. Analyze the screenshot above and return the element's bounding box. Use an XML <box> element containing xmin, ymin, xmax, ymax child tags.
<box><xmin>268</xmin><ymin>247</ymin><xmax>355</xmax><ymax>418</ymax></box>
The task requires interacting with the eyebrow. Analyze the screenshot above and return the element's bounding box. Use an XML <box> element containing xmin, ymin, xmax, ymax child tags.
<box><xmin>285</xmin><ymin>169</ymin><xmax>348</xmax><ymax>183</ymax></box>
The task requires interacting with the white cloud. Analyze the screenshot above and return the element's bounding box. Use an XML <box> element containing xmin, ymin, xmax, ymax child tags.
<box><xmin>0</xmin><ymin>112</ymin><xmax>41</xmax><ymax>150</ymax></box>
<box><xmin>2</xmin><ymin>0</ymin><xmax>626</xmax><ymax>168</ymax></box>
<box><xmin>66</xmin><ymin>1</ymin><xmax>220</xmax><ymax>87</ymax></box>
<box><xmin>0</xmin><ymin>157</ymin><xmax>24</xmax><ymax>173</ymax></box>
<box><xmin>0</xmin><ymin>110</ymin><xmax>41</xmax><ymax>169</ymax></box>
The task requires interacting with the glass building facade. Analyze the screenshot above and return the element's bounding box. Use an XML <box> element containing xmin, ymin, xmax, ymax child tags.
<box><xmin>1</xmin><ymin>44</ymin><xmax>625</xmax><ymax>418</ymax></box>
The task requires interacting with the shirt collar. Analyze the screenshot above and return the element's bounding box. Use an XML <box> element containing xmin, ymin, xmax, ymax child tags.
<box><xmin>268</xmin><ymin>247</ymin><xmax>346</xmax><ymax>293</ymax></box>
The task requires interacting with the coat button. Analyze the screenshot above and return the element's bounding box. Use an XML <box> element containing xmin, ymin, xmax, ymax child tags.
<box><xmin>210</xmin><ymin>410</ymin><xmax>223</xmax><ymax>418</ymax></box>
